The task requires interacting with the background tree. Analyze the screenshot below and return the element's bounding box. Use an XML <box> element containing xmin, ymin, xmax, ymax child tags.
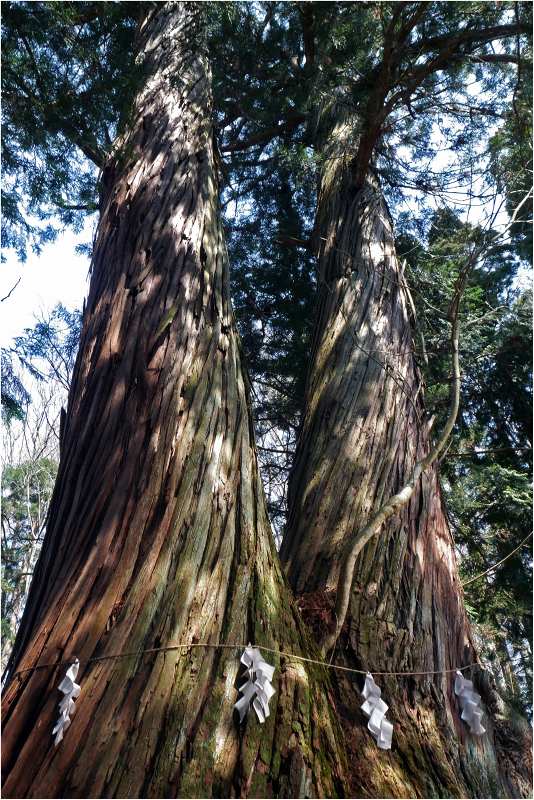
<box><xmin>398</xmin><ymin>215</ymin><xmax>533</xmax><ymax>714</ymax></box>
<box><xmin>2</xmin><ymin>305</ymin><xmax>81</xmax><ymax>669</ymax></box>
<box><xmin>2</xmin><ymin>391</ymin><xmax>59</xmax><ymax>671</ymax></box>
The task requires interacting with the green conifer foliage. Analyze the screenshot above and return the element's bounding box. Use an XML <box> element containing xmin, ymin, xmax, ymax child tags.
<box><xmin>2</xmin><ymin>1</ymin><xmax>141</xmax><ymax>259</ymax></box>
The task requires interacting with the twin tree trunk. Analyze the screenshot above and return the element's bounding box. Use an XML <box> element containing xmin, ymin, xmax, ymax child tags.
<box><xmin>2</xmin><ymin>5</ymin><xmax>531</xmax><ymax>800</ymax></box>
<box><xmin>2</xmin><ymin>5</ymin><xmax>346</xmax><ymax>797</ymax></box>
<box><xmin>281</xmin><ymin>121</ymin><xmax>532</xmax><ymax>797</ymax></box>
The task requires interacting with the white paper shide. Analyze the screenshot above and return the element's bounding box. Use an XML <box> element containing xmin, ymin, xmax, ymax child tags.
<box><xmin>454</xmin><ymin>670</ymin><xmax>486</xmax><ymax>735</ymax></box>
<box><xmin>234</xmin><ymin>645</ymin><xmax>275</xmax><ymax>723</ymax></box>
<box><xmin>52</xmin><ymin>659</ymin><xmax>81</xmax><ymax>745</ymax></box>
<box><xmin>361</xmin><ymin>672</ymin><xmax>393</xmax><ymax>749</ymax></box>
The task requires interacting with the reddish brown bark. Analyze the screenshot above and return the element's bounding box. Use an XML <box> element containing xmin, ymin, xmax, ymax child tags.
<box><xmin>281</xmin><ymin>143</ymin><xmax>532</xmax><ymax>796</ymax></box>
<box><xmin>2</xmin><ymin>5</ymin><xmax>347</xmax><ymax>797</ymax></box>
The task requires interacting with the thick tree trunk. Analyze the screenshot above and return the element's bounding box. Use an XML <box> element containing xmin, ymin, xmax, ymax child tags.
<box><xmin>281</xmin><ymin>127</ymin><xmax>532</xmax><ymax>798</ymax></box>
<box><xmin>2</xmin><ymin>5</ymin><xmax>347</xmax><ymax>797</ymax></box>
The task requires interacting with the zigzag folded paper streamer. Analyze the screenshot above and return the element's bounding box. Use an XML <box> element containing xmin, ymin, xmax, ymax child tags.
<box><xmin>234</xmin><ymin>645</ymin><xmax>275</xmax><ymax>723</ymax></box>
<box><xmin>52</xmin><ymin>658</ymin><xmax>81</xmax><ymax>745</ymax></box>
<box><xmin>361</xmin><ymin>672</ymin><xmax>393</xmax><ymax>749</ymax></box>
<box><xmin>454</xmin><ymin>670</ymin><xmax>486</xmax><ymax>735</ymax></box>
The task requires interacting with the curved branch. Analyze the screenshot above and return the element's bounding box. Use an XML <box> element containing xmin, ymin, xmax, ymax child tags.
<box><xmin>404</xmin><ymin>21</ymin><xmax>530</xmax><ymax>58</ymax></box>
<box><xmin>1</xmin><ymin>276</ymin><xmax>22</xmax><ymax>303</ymax></box>
<box><xmin>321</xmin><ymin>264</ymin><xmax>468</xmax><ymax>656</ymax></box>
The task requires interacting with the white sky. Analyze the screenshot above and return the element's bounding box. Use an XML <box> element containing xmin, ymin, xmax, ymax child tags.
<box><xmin>0</xmin><ymin>219</ymin><xmax>95</xmax><ymax>347</ymax></box>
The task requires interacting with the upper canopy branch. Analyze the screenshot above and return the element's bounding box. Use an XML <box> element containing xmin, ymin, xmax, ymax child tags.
<box><xmin>220</xmin><ymin>111</ymin><xmax>307</xmax><ymax>154</ymax></box>
<box><xmin>15</xmin><ymin>31</ymin><xmax>107</xmax><ymax>169</ymax></box>
<box><xmin>352</xmin><ymin>16</ymin><xmax>529</xmax><ymax>186</ymax></box>
<box><xmin>404</xmin><ymin>21</ymin><xmax>530</xmax><ymax>59</ymax></box>
<box><xmin>298</xmin><ymin>2</ymin><xmax>316</xmax><ymax>68</ymax></box>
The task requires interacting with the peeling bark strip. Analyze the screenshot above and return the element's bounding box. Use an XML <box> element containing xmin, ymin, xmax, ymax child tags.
<box><xmin>281</xmin><ymin>129</ymin><xmax>532</xmax><ymax>797</ymax></box>
<box><xmin>2</xmin><ymin>5</ymin><xmax>347</xmax><ymax>797</ymax></box>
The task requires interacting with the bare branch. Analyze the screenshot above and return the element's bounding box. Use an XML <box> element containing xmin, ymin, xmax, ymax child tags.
<box><xmin>274</xmin><ymin>235</ymin><xmax>310</xmax><ymax>250</ymax></box>
<box><xmin>353</xmin><ymin>18</ymin><xmax>528</xmax><ymax>185</ymax></box>
<box><xmin>443</xmin><ymin>446</ymin><xmax>532</xmax><ymax>459</ymax></box>
<box><xmin>298</xmin><ymin>3</ymin><xmax>315</xmax><ymax>68</ymax></box>
<box><xmin>1</xmin><ymin>276</ymin><xmax>22</xmax><ymax>303</ymax></box>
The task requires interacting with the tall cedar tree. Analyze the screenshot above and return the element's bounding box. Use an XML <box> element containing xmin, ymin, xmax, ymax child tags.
<box><xmin>276</xmin><ymin>5</ymin><xmax>532</xmax><ymax>797</ymax></box>
<box><xmin>280</xmin><ymin>125</ymin><xmax>530</xmax><ymax>799</ymax></box>
<box><xmin>2</xmin><ymin>5</ymin><xmax>347</xmax><ymax>797</ymax></box>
